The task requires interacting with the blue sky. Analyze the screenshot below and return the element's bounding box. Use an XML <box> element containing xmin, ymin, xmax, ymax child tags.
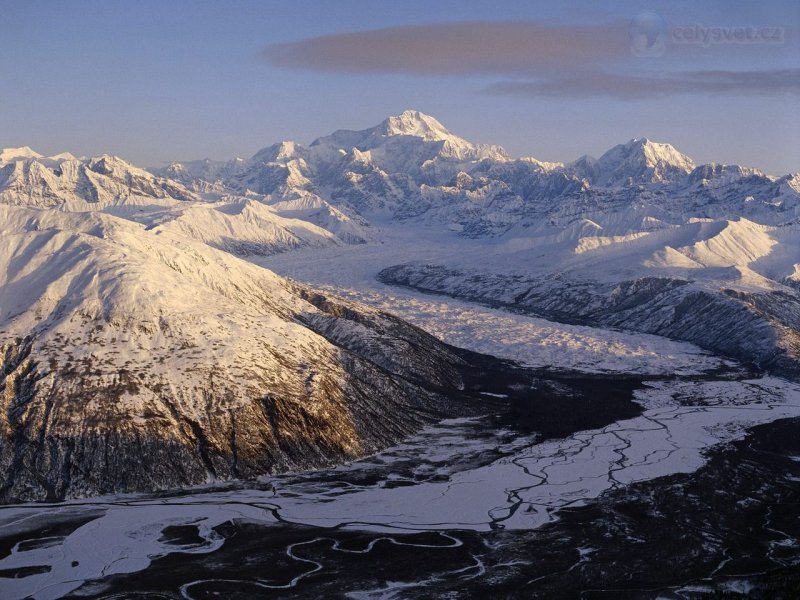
<box><xmin>1</xmin><ymin>1</ymin><xmax>798</xmax><ymax>173</ymax></box>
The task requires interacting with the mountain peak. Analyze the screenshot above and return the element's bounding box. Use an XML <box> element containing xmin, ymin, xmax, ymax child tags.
<box><xmin>0</xmin><ymin>146</ymin><xmax>43</xmax><ymax>163</ymax></box>
<box><xmin>86</xmin><ymin>154</ymin><xmax>136</xmax><ymax>175</ymax></box>
<box><xmin>575</xmin><ymin>137</ymin><xmax>696</xmax><ymax>186</ymax></box>
<box><xmin>619</xmin><ymin>137</ymin><xmax>695</xmax><ymax>170</ymax></box>
<box><xmin>379</xmin><ymin>110</ymin><xmax>452</xmax><ymax>141</ymax></box>
<box><xmin>311</xmin><ymin>110</ymin><xmax>509</xmax><ymax>164</ymax></box>
<box><xmin>311</xmin><ymin>110</ymin><xmax>457</xmax><ymax>150</ymax></box>
<box><xmin>252</xmin><ymin>140</ymin><xmax>303</xmax><ymax>163</ymax></box>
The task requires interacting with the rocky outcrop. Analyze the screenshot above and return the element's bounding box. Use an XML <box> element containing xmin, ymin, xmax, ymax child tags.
<box><xmin>0</xmin><ymin>330</ymin><xmax>477</xmax><ymax>503</ymax></box>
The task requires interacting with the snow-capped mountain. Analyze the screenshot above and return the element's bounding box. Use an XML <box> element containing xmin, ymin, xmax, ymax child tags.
<box><xmin>569</xmin><ymin>138</ymin><xmax>696</xmax><ymax>186</ymax></box>
<box><xmin>0</xmin><ymin>204</ymin><xmax>486</xmax><ymax>502</ymax></box>
<box><xmin>311</xmin><ymin>109</ymin><xmax>509</xmax><ymax>169</ymax></box>
<box><xmin>159</xmin><ymin>110</ymin><xmax>513</xmax><ymax>219</ymax></box>
<box><xmin>8</xmin><ymin>112</ymin><xmax>796</xmax><ymax>250</ymax></box>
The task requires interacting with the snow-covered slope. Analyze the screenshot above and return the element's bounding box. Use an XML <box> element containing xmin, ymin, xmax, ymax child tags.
<box><xmin>264</xmin><ymin>191</ymin><xmax>370</xmax><ymax>244</ymax></box>
<box><xmin>0</xmin><ymin>205</ymin><xmax>485</xmax><ymax>502</ymax></box>
<box><xmin>111</xmin><ymin>198</ymin><xmax>346</xmax><ymax>256</ymax></box>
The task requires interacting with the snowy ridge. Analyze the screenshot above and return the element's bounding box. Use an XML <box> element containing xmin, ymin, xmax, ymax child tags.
<box><xmin>0</xmin><ymin>147</ymin><xmax>45</xmax><ymax>163</ymax></box>
<box><xmin>0</xmin><ymin>147</ymin><xmax>366</xmax><ymax>254</ymax></box>
<box><xmin>0</xmin><ymin>150</ymin><xmax>197</xmax><ymax>208</ymax></box>
<box><xmin>145</xmin><ymin>199</ymin><xmax>345</xmax><ymax>256</ymax></box>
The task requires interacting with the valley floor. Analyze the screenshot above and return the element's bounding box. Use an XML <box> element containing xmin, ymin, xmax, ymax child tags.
<box><xmin>0</xmin><ymin>372</ymin><xmax>798</xmax><ymax>599</ymax></box>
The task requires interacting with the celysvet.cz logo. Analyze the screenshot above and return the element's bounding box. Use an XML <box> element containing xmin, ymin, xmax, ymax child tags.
<box><xmin>629</xmin><ymin>11</ymin><xmax>785</xmax><ymax>57</ymax></box>
<box><xmin>672</xmin><ymin>24</ymin><xmax>784</xmax><ymax>47</ymax></box>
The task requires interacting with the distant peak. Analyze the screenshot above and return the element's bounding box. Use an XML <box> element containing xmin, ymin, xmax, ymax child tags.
<box><xmin>622</xmin><ymin>137</ymin><xmax>650</xmax><ymax>152</ymax></box>
<box><xmin>310</xmin><ymin>110</ymin><xmax>454</xmax><ymax>148</ymax></box>
<box><xmin>380</xmin><ymin>110</ymin><xmax>451</xmax><ymax>140</ymax></box>
<box><xmin>48</xmin><ymin>152</ymin><xmax>77</xmax><ymax>162</ymax></box>
<box><xmin>570</xmin><ymin>137</ymin><xmax>696</xmax><ymax>186</ymax></box>
<box><xmin>310</xmin><ymin>110</ymin><xmax>509</xmax><ymax>162</ymax></box>
<box><xmin>604</xmin><ymin>137</ymin><xmax>695</xmax><ymax>170</ymax></box>
<box><xmin>625</xmin><ymin>136</ymin><xmax>681</xmax><ymax>152</ymax></box>
<box><xmin>86</xmin><ymin>154</ymin><xmax>142</xmax><ymax>176</ymax></box>
<box><xmin>252</xmin><ymin>140</ymin><xmax>302</xmax><ymax>162</ymax></box>
<box><xmin>394</xmin><ymin>109</ymin><xmax>440</xmax><ymax>123</ymax></box>
<box><xmin>0</xmin><ymin>146</ymin><xmax>43</xmax><ymax>163</ymax></box>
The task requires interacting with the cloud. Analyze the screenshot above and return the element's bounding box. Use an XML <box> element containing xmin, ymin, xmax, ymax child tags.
<box><xmin>264</xmin><ymin>20</ymin><xmax>799</xmax><ymax>100</ymax></box>
<box><xmin>264</xmin><ymin>21</ymin><xmax>631</xmax><ymax>75</ymax></box>
<box><xmin>484</xmin><ymin>69</ymin><xmax>800</xmax><ymax>99</ymax></box>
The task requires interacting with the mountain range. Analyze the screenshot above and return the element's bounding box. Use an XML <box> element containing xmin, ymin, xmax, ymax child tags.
<box><xmin>1</xmin><ymin>110</ymin><xmax>799</xmax><ymax>500</ymax></box>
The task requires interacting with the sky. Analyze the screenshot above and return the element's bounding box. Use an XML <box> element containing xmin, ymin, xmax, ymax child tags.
<box><xmin>1</xmin><ymin>0</ymin><xmax>798</xmax><ymax>173</ymax></box>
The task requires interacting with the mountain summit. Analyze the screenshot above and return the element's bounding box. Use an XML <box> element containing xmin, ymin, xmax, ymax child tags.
<box><xmin>0</xmin><ymin>146</ymin><xmax>44</xmax><ymax>163</ymax></box>
<box><xmin>311</xmin><ymin>110</ymin><xmax>510</xmax><ymax>163</ymax></box>
<box><xmin>313</xmin><ymin>110</ymin><xmax>459</xmax><ymax>146</ymax></box>
<box><xmin>379</xmin><ymin>110</ymin><xmax>459</xmax><ymax>141</ymax></box>
<box><xmin>572</xmin><ymin>138</ymin><xmax>696</xmax><ymax>186</ymax></box>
